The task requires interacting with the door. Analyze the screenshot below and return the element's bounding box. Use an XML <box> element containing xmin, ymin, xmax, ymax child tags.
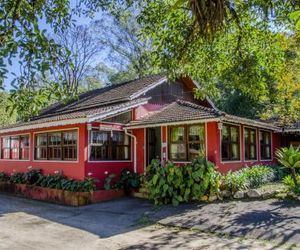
<box><xmin>146</xmin><ymin>127</ymin><xmax>161</xmax><ymax>166</ymax></box>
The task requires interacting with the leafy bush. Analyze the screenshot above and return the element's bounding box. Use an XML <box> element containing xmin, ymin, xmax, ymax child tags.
<box><xmin>24</xmin><ymin>169</ymin><xmax>42</xmax><ymax>185</ymax></box>
<box><xmin>104</xmin><ymin>173</ymin><xmax>116</xmax><ymax>190</ymax></box>
<box><xmin>146</xmin><ymin>157</ymin><xmax>221</xmax><ymax>206</ymax></box>
<box><xmin>222</xmin><ymin>171</ymin><xmax>248</xmax><ymax>193</ymax></box>
<box><xmin>10</xmin><ymin>172</ymin><xmax>25</xmax><ymax>184</ymax></box>
<box><xmin>0</xmin><ymin>169</ymin><xmax>97</xmax><ymax>192</ymax></box>
<box><xmin>221</xmin><ymin>165</ymin><xmax>276</xmax><ymax>192</ymax></box>
<box><xmin>114</xmin><ymin>170</ymin><xmax>141</xmax><ymax>190</ymax></box>
<box><xmin>0</xmin><ymin>172</ymin><xmax>9</xmax><ymax>182</ymax></box>
<box><xmin>276</xmin><ymin>146</ymin><xmax>300</xmax><ymax>186</ymax></box>
<box><xmin>283</xmin><ymin>175</ymin><xmax>300</xmax><ymax>195</ymax></box>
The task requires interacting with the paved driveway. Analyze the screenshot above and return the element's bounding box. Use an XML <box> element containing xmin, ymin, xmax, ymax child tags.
<box><xmin>0</xmin><ymin>193</ymin><xmax>299</xmax><ymax>249</ymax></box>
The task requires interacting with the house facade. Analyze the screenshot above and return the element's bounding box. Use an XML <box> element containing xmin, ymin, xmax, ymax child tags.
<box><xmin>0</xmin><ymin>74</ymin><xmax>293</xmax><ymax>187</ymax></box>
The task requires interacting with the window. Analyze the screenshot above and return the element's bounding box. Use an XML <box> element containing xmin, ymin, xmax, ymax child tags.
<box><xmin>0</xmin><ymin>135</ymin><xmax>30</xmax><ymax>160</ymax></box>
<box><xmin>260</xmin><ymin>130</ymin><xmax>271</xmax><ymax>160</ymax></box>
<box><xmin>34</xmin><ymin>130</ymin><xmax>77</xmax><ymax>161</ymax></box>
<box><xmin>221</xmin><ymin>124</ymin><xmax>240</xmax><ymax>161</ymax></box>
<box><xmin>244</xmin><ymin>128</ymin><xmax>257</xmax><ymax>161</ymax></box>
<box><xmin>89</xmin><ymin>130</ymin><xmax>131</xmax><ymax>161</ymax></box>
<box><xmin>169</xmin><ymin>124</ymin><xmax>205</xmax><ymax>161</ymax></box>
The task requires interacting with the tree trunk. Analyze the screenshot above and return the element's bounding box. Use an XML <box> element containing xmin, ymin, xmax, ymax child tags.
<box><xmin>291</xmin><ymin>168</ymin><xmax>298</xmax><ymax>186</ymax></box>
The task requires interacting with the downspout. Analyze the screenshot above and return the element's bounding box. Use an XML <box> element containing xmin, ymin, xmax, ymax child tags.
<box><xmin>124</xmin><ymin>128</ymin><xmax>137</xmax><ymax>173</ymax></box>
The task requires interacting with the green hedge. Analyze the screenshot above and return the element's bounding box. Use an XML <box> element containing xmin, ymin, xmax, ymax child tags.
<box><xmin>0</xmin><ymin>169</ymin><xmax>96</xmax><ymax>192</ymax></box>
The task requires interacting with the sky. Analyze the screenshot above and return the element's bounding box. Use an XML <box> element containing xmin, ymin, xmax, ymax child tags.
<box><xmin>3</xmin><ymin>1</ymin><xmax>105</xmax><ymax>91</ymax></box>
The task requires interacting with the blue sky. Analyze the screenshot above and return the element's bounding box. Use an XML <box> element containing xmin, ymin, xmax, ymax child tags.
<box><xmin>3</xmin><ymin>2</ymin><xmax>105</xmax><ymax>91</ymax></box>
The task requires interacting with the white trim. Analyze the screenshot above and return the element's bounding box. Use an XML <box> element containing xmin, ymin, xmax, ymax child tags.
<box><xmin>124</xmin><ymin>129</ymin><xmax>137</xmax><ymax>173</ymax></box>
<box><xmin>258</xmin><ymin>129</ymin><xmax>273</xmax><ymax>162</ymax></box>
<box><xmin>87</xmin><ymin>99</ymin><xmax>149</xmax><ymax>123</ymax></box>
<box><xmin>130</xmin><ymin>77</ymin><xmax>167</xmax><ymax>100</ymax></box>
<box><xmin>0</xmin><ymin>133</ymin><xmax>31</xmax><ymax>162</ymax></box>
<box><xmin>127</xmin><ymin>118</ymin><xmax>220</xmax><ymax>129</ymax></box>
<box><xmin>32</xmin><ymin>128</ymin><xmax>79</xmax><ymax>163</ymax></box>
<box><xmin>243</xmin><ymin>126</ymin><xmax>258</xmax><ymax>162</ymax></box>
<box><xmin>220</xmin><ymin>123</ymin><xmax>242</xmax><ymax>164</ymax></box>
<box><xmin>0</xmin><ymin>118</ymin><xmax>87</xmax><ymax>134</ymax></box>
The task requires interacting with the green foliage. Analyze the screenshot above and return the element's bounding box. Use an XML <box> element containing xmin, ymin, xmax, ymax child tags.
<box><xmin>104</xmin><ymin>173</ymin><xmax>116</xmax><ymax>190</ymax></box>
<box><xmin>0</xmin><ymin>172</ymin><xmax>9</xmax><ymax>182</ymax></box>
<box><xmin>222</xmin><ymin>166</ymin><xmax>276</xmax><ymax>193</ymax></box>
<box><xmin>0</xmin><ymin>92</ymin><xmax>16</xmax><ymax>127</ymax></box>
<box><xmin>0</xmin><ymin>169</ymin><xmax>96</xmax><ymax>192</ymax></box>
<box><xmin>222</xmin><ymin>171</ymin><xmax>248</xmax><ymax>193</ymax></box>
<box><xmin>146</xmin><ymin>157</ymin><xmax>221</xmax><ymax>206</ymax></box>
<box><xmin>10</xmin><ymin>172</ymin><xmax>25</xmax><ymax>184</ymax></box>
<box><xmin>114</xmin><ymin>170</ymin><xmax>141</xmax><ymax>190</ymax></box>
<box><xmin>23</xmin><ymin>168</ymin><xmax>42</xmax><ymax>185</ymax></box>
<box><xmin>276</xmin><ymin>146</ymin><xmax>300</xmax><ymax>186</ymax></box>
<box><xmin>283</xmin><ymin>175</ymin><xmax>300</xmax><ymax>194</ymax></box>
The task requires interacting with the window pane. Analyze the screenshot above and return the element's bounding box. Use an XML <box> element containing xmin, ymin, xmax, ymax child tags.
<box><xmin>188</xmin><ymin>125</ymin><xmax>204</xmax><ymax>142</ymax></box>
<box><xmin>11</xmin><ymin>137</ymin><xmax>20</xmax><ymax>159</ymax></box>
<box><xmin>170</xmin><ymin>127</ymin><xmax>185</xmax><ymax>143</ymax></box>
<box><xmin>222</xmin><ymin>126</ymin><xmax>229</xmax><ymax>141</ymax></box>
<box><xmin>250</xmin><ymin>145</ymin><xmax>256</xmax><ymax>159</ymax></box>
<box><xmin>189</xmin><ymin>143</ymin><xmax>204</xmax><ymax>160</ymax></box>
<box><xmin>48</xmin><ymin>132</ymin><xmax>61</xmax><ymax>146</ymax></box>
<box><xmin>63</xmin><ymin>131</ymin><xmax>77</xmax><ymax>145</ymax></box>
<box><xmin>170</xmin><ymin>144</ymin><xmax>186</xmax><ymax>160</ymax></box>
<box><xmin>231</xmin><ymin>143</ymin><xmax>239</xmax><ymax>160</ymax></box>
<box><xmin>244</xmin><ymin>129</ymin><xmax>249</xmax><ymax>143</ymax></box>
<box><xmin>92</xmin><ymin>131</ymin><xmax>108</xmax><ymax>145</ymax></box>
<box><xmin>250</xmin><ymin>130</ymin><xmax>256</xmax><ymax>143</ymax></box>
<box><xmin>1</xmin><ymin>137</ymin><xmax>10</xmax><ymax>159</ymax></box>
<box><xmin>231</xmin><ymin>127</ymin><xmax>239</xmax><ymax>143</ymax></box>
<box><xmin>36</xmin><ymin>134</ymin><xmax>47</xmax><ymax>146</ymax></box>
<box><xmin>90</xmin><ymin>146</ymin><xmax>108</xmax><ymax>160</ymax></box>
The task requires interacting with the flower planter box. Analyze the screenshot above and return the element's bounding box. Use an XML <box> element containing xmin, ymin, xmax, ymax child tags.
<box><xmin>0</xmin><ymin>182</ymin><xmax>125</xmax><ymax>206</ymax></box>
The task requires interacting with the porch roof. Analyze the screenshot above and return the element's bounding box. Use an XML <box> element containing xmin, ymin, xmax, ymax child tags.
<box><xmin>127</xmin><ymin>100</ymin><xmax>221</xmax><ymax>128</ymax></box>
<box><xmin>127</xmin><ymin>100</ymin><xmax>280</xmax><ymax>131</ymax></box>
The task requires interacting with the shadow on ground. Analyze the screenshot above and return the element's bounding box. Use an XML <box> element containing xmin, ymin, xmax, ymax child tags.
<box><xmin>0</xmin><ymin>193</ymin><xmax>300</xmax><ymax>249</ymax></box>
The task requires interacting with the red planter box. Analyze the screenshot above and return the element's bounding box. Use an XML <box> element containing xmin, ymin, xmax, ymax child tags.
<box><xmin>0</xmin><ymin>182</ymin><xmax>125</xmax><ymax>206</ymax></box>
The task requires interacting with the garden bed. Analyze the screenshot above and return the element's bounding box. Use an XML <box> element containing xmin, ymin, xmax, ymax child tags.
<box><xmin>0</xmin><ymin>182</ymin><xmax>125</xmax><ymax>206</ymax></box>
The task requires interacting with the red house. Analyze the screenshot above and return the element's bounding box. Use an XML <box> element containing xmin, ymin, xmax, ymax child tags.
<box><xmin>0</xmin><ymin>74</ymin><xmax>291</xmax><ymax>187</ymax></box>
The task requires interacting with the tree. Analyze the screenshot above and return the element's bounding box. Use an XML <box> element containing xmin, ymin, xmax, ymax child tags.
<box><xmin>91</xmin><ymin>6</ymin><xmax>157</xmax><ymax>83</ymax></box>
<box><xmin>261</xmin><ymin>36</ymin><xmax>300</xmax><ymax>125</ymax></box>
<box><xmin>52</xmin><ymin>24</ymin><xmax>103</xmax><ymax>98</ymax></box>
<box><xmin>0</xmin><ymin>92</ymin><xmax>16</xmax><ymax>126</ymax></box>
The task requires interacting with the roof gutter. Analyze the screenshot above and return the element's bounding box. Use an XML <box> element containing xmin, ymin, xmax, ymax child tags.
<box><xmin>124</xmin><ymin>128</ymin><xmax>137</xmax><ymax>173</ymax></box>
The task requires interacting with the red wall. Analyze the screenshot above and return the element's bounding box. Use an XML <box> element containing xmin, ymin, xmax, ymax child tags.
<box><xmin>0</xmin><ymin>124</ymin><xmax>87</xmax><ymax>180</ymax></box>
<box><xmin>133</xmin><ymin>128</ymin><xmax>145</xmax><ymax>174</ymax></box>
<box><xmin>206</xmin><ymin>121</ymin><xmax>280</xmax><ymax>173</ymax></box>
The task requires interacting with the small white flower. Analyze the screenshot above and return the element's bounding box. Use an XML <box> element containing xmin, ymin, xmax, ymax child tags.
<box><xmin>54</xmin><ymin>170</ymin><xmax>60</xmax><ymax>174</ymax></box>
<box><xmin>28</xmin><ymin>166</ymin><xmax>32</xmax><ymax>170</ymax></box>
<box><xmin>104</xmin><ymin>171</ymin><xmax>108</xmax><ymax>175</ymax></box>
<box><xmin>88</xmin><ymin>172</ymin><xmax>93</xmax><ymax>176</ymax></box>
<box><xmin>127</xmin><ymin>171</ymin><xmax>130</xmax><ymax>174</ymax></box>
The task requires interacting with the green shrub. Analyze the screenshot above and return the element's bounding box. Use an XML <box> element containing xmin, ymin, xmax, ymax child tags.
<box><xmin>10</xmin><ymin>172</ymin><xmax>25</xmax><ymax>184</ymax></box>
<box><xmin>222</xmin><ymin>171</ymin><xmax>248</xmax><ymax>193</ymax></box>
<box><xmin>221</xmin><ymin>165</ymin><xmax>276</xmax><ymax>192</ymax></box>
<box><xmin>104</xmin><ymin>173</ymin><xmax>116</xmax><ymax>190</ymax></box>
<box><xmin>114</xmin><ymin>170</ymin><xmax>141</xmax><ymax>190</ymax></box>
<box><xmin>0</xmin><ymin>172</ymin><xmax>9</xmax><ymax>182</ymax></box>
<box><xmin>24</xmin><ymin>169</ymin><xmax>42</xmax><ymax>185</ymax></box>
<box><xmin>146</xmin><ymin>157</ymin><xmax>221</xmax><ymax>206</ymax></box>
<box><xmin>276</xmin><ymin>146</ymin><xmax>300</xmax><ymax>186</ymax></box>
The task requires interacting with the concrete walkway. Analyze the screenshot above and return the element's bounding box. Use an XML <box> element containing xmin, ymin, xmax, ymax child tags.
<box><xmin>0</xmin><ymin>194</ymin><xmax>299</xmax><ymax>249</ymax></box>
